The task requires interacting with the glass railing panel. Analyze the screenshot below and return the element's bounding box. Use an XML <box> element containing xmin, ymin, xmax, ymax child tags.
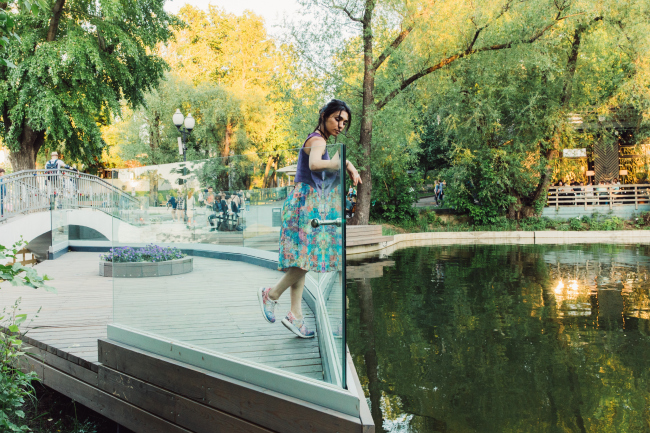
<box><xmin>110</xmin><ymin>144</ymin><xmax>347</xmax><ymax>391</ymax></box>
<box><xmin>49</xmin><ymin>172</ymin><xmax>71</xmax><ymax>256</ymax></box>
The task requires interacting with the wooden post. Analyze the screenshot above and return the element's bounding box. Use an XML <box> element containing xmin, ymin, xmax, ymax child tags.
<box><xmin>609</xmin><ymin>187</ymin><xmax>613</xmax><ymax>210</ymax></box>
<box><xmin>635</xmin><ymin>185</ymin><xmax>638</xmax><ymax>210</ymax></box>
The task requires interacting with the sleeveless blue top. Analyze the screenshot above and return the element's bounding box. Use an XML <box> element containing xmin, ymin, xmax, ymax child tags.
<box><xmin>294</xmin><ymin>132</ymin><xmax>339</xmax><ymax>194</ymax></box>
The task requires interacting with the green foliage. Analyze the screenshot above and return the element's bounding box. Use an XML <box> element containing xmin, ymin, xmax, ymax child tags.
<box><xmin>569</xmin><ymin>217</ymin><xmax>586</xmax><ymax>231</ymax></box>
<box><xmin>0</xmin><ymin>0</ymin><xmax>48</xmax><ymax>68</ymax></box>
<box><xmin>415</xmin><ymin>1</ymin><xmax>650</xmax><ymax>221</ymax></box>
<box><xmin>589</xmin><ymin>215</ymin><xmax>626</xmax><ymax>231</ymax></box>
<box><xmin>443</xmin><ymin>147</ymin><xmax>522</xmax><ymax>225</ymax></box>
<box><xmin>193</xmin><ymin>155</ymin><xmax>257</xmax><ymax>192</ymax></box>
<box><xmin>640</xmin><ymin>211</ymin><xmax>650</xmax><ymax>226</ymax></box>
<box><xmin>370</xmin><ymin>171</ymin><xmax>419</xmax><ymax>222</ymax></box>
<box><xmin>0</xmin><ymin>0</ymin><xmax>181</xmax><ymax>169</ymax></box>
<box><xmin>0</xmin><ymin>301</ymin><xmax>37</xmax><ymax>432</ymax></box>
<box><xmin>0</xmin><ymin>239</ymin><xmax>53</xmax><ymax>291</ymax></box>
<box><xmin>0</xmin><ymin>240</ymin><xmax>53</xmax><ymax>431</ymax></box>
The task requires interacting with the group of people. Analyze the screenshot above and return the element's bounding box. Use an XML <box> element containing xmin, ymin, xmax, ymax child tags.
<box><xmin>552</xmin><ymin>179</ymin><xmax>624</xmax><ymax>205</ymax></box>
<box><xmin>201</xmin><ymin>186</ymin><xmax>246</xmax><ymax>231</ymax></box>
<box><xmin>165</xmin><ymin>186</ymin><xmax>248</xmax><ymax>230</ymax></box>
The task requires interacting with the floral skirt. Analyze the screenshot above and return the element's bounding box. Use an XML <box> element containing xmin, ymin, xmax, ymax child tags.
<box><xmin>278</xmin><ymin>182</ymin><xmax>342</xmax><ymax>272</ymax></box>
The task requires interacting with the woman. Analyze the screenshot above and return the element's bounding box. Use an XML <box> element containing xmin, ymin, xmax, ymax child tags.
<box><xmin>258</xmin><ymin>99</ymin><xmax>362</xmax><ymax>338</ymax></box>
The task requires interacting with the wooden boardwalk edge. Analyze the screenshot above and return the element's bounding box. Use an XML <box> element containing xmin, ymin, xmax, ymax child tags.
<box><xmin>16</xmin><ymin>338</ymin><xmax>371</xmax><ymax>433</ymax></box>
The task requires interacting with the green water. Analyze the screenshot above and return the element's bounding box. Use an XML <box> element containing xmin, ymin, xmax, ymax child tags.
<box><xmin>346</xmin><ymin>244</ymin><xmax>650</xmax><ymax>433</ymax></box>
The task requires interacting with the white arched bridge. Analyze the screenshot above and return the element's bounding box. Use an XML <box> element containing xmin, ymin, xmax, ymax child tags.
<box><xmin>0</xmin><ymin>169</ymin><xmax>141</xmax><ymax>257</ymax></box>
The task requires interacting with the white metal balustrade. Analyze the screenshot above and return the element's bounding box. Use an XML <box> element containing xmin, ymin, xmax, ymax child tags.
<box><xmin>0</xmin><ymin>169</ymin><xmax>140</xmax><ymax>223</ymax></box>
<box><xmin>547</xmin><ymin>184</ymin><xmax>650</xmax><ymax>210</ymax></box>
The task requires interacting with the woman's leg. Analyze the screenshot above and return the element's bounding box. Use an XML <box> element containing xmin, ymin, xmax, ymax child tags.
<box><xmin>269</xmin><ymin>267</ymin><xmax>308</xmax><ymax>317</ymax></box>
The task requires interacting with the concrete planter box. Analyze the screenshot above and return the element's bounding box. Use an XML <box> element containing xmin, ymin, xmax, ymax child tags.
<box><xmin>99</xmin><ymin>257</ymin><xmax>193</xmax><ymax>278</ymax></box>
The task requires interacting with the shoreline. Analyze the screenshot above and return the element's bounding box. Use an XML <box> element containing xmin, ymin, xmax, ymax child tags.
<box><xmin>347</xmin><ymin>229</ymin><xmax>650</xmax><ymax>258</ymax></box>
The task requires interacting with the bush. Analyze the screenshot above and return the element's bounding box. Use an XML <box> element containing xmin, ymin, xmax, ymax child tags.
<box><xmin>0</xmin><ymin>306</ymin><xmax>38</xmax><ymax>433</ymax></box>
<box><xmin>100</xmin><ymin>244</ymin><xmax>186</xmax><ymax>263</ymax></box>
<box><xmin>0</xmin><ymin>239</ymin><xmax>53</xmax><ymax>432</ymax></box>
<box><xmin>641</xmin><ymin>211</ymin><xmax>650</xmax><ymax>226</ymax></box>
<box><xmin>569</xmin><ymin>217</ymin><xmax>585</xmax><ymax>231</ymax></box>
<box><xmin>370</xmin><ymin>172</ymin><xmax>420</xmax><ymax>223</ymax></box>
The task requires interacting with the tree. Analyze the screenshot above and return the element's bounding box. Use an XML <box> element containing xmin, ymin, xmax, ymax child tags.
<box><xmin>424</xmin><ymin>2</ymin><xmax>650</xmax><ymax>221</ymax></box>
<box><xmin>0</xmin><ymin>0</ymin><xmax>180</xmax><ymax>171</ymax></box>
<box><xmin>294</xmin><ymin>0</ymin><xmax>587</xmax><ymax>224</ymax></box>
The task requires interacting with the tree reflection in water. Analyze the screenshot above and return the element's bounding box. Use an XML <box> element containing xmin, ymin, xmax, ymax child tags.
<box><xmin>347</xmin><ymin>244</ymin><xmax>650</xmax><ymax>433</ymax></box>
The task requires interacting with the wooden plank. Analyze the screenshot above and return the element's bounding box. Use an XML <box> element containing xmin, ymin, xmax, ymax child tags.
<box><xmin>99</xmin><ymin>339</ymin><xmax>363</xmax><ymax>433</ymax></box>
<box><xmin>98</xmin><ymin>365</ymin><xmax>273</xmax><ymax>433</ymax></box>
<box><xmin>25</xmin><ymin>359</ymin><xmax>193</xmax><ymax>433</ymax></box>
<box><xmin>24</xmin><ymin>346</ymin><xmax>98</xmax><ymax>386</ymax></box>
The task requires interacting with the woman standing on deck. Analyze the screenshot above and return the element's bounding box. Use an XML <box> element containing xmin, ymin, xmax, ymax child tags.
<box><xmin>258</xmin><ymin>100</ymin><xmax>362</xmax><ymax>338</ymax></box>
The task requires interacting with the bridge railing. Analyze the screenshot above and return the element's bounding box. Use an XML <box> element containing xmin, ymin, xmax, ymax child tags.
<box><xmin>0</xmin><ymin>169</ymin><xmax>140</xmax><ymax>223</ymax></box>
<box><xmin>547</xmin><ymin>184</ymin><xmax>650</xmax><ymax>210</ymax></box>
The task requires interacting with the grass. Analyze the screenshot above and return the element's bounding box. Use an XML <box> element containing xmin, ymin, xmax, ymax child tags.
<box><xmin>373</xmin><ymin>210</ymin><xmax>650</xmax><ymax>236</ymax></box>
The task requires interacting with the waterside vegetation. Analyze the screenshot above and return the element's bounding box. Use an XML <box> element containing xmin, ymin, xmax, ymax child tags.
<box><xmin>376</xmin><ymin>210</ymin><xmax>650</xmax><ymax>235</ymax></box>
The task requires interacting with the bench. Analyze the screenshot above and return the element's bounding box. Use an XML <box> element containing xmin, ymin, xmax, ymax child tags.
<box><xmin>345</xmin><ymin>224</ymin><xmax>394</xmax><ymax>247</ymax></box>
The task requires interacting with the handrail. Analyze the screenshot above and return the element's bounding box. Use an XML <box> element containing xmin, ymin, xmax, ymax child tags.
<box><xmin>0</xmin><ymin>169</ymin><xmax>140</xmax><ymax>223</ymax></box>
<box><xmin>547</xmin><ymin>184</ymin><xmax>650</xmax><ymax>210</ymax></box>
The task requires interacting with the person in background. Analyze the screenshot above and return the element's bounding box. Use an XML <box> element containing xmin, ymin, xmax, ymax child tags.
<box><xmin>45</xmin><ymin>151</ymin><xmax>73</xmax><ymax>204</ymax></box>
<box><xmin>198</xmin><ymin>189</ymin><xmax>205</xmax><ymax>207</ymax></box>
<box><xmin>435</xmin><ymin>180</ymin><xmax>445</xmax><ymax>206</ymax></box>
<box><xmin>167</xmin><ymin>194</ymin><xmax>178</xmax><ymax>222</ymax></box>
<box><xmin>0</xmin><ymin>168</ymin><xmax>6</xmax><ymax>217</ymax></box>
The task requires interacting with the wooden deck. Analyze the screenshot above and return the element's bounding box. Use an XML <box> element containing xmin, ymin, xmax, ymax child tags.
<box><xmin>1</xmin><ymin>252</ymin><xmax>322</xmax><ymax>379</ymax></box>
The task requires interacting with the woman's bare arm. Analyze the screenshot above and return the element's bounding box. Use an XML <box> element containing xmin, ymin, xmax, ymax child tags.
<box><xmin>306</xmin><ymin>136</ymin><xmax>339</xmax><ymax>172</ymax></box>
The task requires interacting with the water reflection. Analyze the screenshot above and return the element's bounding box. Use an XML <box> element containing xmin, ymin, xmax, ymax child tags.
<box><xmin>347</xmin><ymin>244</ymin><xmax>650</xmax><ymax>433</ymax></box>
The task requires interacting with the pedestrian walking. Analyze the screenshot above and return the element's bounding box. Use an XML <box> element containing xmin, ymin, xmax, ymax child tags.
<box><xmin>257</xmin><ymin>99</ymin><xmax>361</xmax><ymax>338</ymax></box>
<box><xmin>45</xmin><ymin>151</ymin><xmax>73</xmax><ymax>207</ymax></box>
<box><xmin>167</xmin><ymin>195</ymin><xmax>178</xmax><ymax>222</ymax></box>
<box><xmin>0</xmin><ymin>168</ymin><xmax>6</xmax><ymax>217</ymax></box>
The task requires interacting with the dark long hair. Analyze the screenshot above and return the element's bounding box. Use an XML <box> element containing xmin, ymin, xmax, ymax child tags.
<box><xmin>314</xmin><ymin>99</ymin><xmax>352</xmax><ymax>140</ymax></box>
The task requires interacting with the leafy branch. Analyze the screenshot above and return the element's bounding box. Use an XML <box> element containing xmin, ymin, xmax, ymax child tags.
<box><xmin>376</xmin><ymin>5</ymin><xmax>576</xmax><ymax>110</ymax></box>
<box><xmin>0</xmin><ymin>239</ymin><xmax>54</xmax><ymax>291</ymax></box>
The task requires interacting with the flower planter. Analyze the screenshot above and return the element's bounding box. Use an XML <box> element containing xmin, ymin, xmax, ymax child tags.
<box><xmin>99</xmin><ymin>257</ymin><xmax>193</xmax><ymax>278</ymax></box>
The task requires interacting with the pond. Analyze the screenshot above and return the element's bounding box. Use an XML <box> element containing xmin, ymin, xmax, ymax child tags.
<box><xmin>346</xmin><ymin>244</ymin><xmax>650</xmax><ymax>433</ymax></box>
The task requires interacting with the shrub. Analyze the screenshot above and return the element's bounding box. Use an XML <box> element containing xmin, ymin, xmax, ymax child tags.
<box><xmin>601</xmin><ymin>216</ymin><xmax>625</xmax><ymax>231</ymax></box>
<box><xmin>0</xmin><ymin>239</ymin><xmax>53</xmax><ymax>432</ymax></box>
<box><xmin>101</xmin><ymin>244</ymin><xmax>186</xmax><ymax>263</ymax></box>
<box><xmin>0</xmin><ymin>304</ymin><xmax>38</xmax><ymax>433</ymax></box>
<box><xmin>569</xmin><ymin>217</ymin><xmax>585</xmax><ymax>231</ymax></box>
<box><xmin>370</xmin><ymin>172</ymin><xmax>420</xmax><ymax>223</ymax></box>
<box><xmin>641</xmin><ymin>211</ymin><xmax>650</xmax><ymax>226</ymax></box>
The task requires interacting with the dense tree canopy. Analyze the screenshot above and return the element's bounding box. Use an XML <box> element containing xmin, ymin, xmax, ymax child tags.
<box><xmin>0</xmin><ymin>0</ymin><xmax>180</xmax><ymax>172</ymax></box>
<box><xmin>422</xmin><ymin>1</ymin><xmax>650</xmax><ymax>223</ymax></box>
<box><xmin>3</xmin><ymin>0</ymin><xmax>649</xmax><ymax>223</ymax></box>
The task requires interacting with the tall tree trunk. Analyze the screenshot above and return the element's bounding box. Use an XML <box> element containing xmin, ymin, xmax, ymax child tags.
<box><xmin>262</xmin><ymin>155</ymin><xmax>273</xmax><ymax>188</ymax></box>
<box><xmin>9</xmin><ymin>125</ymin><xmax>44</xmax><ymax>171</ymax></box>
<box><xmin>350</xmin><ymin>1</ymin><xmax>376</xmax><ymax>226</ymax></box>
<box><xmin>10</xmin><ymin>0</ymin><xmax>66</xmax><ymax>171</ymax></box>
<box><xmin>272</xmin><ymin>158</ymin><xmax>278</xmax><ymax>188</ymax></box>
<box><xmin>222</xmin><ymin>122</ymin><xmax>233</xmax><ymax>158</ymax></box>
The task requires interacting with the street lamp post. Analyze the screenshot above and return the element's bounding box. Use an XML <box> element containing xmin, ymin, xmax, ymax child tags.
<box><xmin>173</xmin><ymin>109</ymin><xmax>195</xmax><ymax>224</ymax></box>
